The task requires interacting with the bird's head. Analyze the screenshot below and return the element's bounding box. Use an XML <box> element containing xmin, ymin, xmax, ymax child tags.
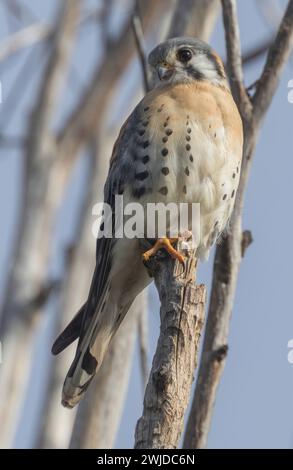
<box><xmin>148</xmin><ymin>37</ymin><xmax>228</xmax><ymax>88</ymax></box>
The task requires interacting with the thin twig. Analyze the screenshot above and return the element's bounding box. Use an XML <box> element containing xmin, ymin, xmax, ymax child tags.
<box><xmin>131</xmin><ymin>2</ymin><xmax>150</xmax><ymax>92</ymax></box>
<box><xmin>221</xmin><ymin>0</ymin><xmax>252</xmax><ymax>120</ymax></box>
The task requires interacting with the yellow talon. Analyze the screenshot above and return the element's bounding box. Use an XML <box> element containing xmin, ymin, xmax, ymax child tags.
<box><xmin>142</xmin><ymin>237</ymin><xmax>185</xmax><ymax>265</ymax></box>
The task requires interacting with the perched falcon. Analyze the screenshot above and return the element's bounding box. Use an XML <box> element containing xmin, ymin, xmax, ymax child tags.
<box><xmin>52</xmin><ymin>37</ymin><xmax>243</xmax><ymax>408</ymax></box>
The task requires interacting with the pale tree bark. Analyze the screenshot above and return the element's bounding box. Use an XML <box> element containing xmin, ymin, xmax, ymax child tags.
<box><xmin>135</xmin><ymin>238</ymin><xmax>206</xmax><ymax>449</ymax></box>
<box><xmin>0</xmin><ymin>0</ymin><xmax>81</xmax><ymax>448</ymax></box>
<box><xmin>167</xmin><ymin>0</ymin><xmax>220</xmax><ymax>40</ymax></box>
<box><xmin>183</xmin><ymin>0</ymin><xmax>293</xmax><ymax>449</ymax></box>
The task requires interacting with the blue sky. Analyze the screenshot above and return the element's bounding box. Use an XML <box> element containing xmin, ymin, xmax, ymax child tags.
<box><xmin>0</xmin><ymin>0</ymin><xmax>293</xmax><ymax>449</ymax></box>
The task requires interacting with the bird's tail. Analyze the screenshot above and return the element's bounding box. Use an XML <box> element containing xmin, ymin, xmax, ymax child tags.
<box><xmin>56</xmin><ymin>297</ymin><xmax>130</xmax><ymax>409</ymax></box>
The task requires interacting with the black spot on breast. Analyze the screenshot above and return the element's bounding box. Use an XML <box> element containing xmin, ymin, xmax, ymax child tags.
<box><xmin>214</xmin><ymin>221</ymin><xmax>219</xmax><ymax>227</ymax></box>
<box><xmin>165</xmin><ymin>128</ymin><xmax>173</xmax><ymax>136</ymax></box>
<box><xmin>187</xmin><ymin>127</ymin><xmax>192</xmax><ymax>134</ymax></box>
<box><xmin>183</xmin><ymin>185</ymin><xmax>187</xmax><ymax>194</ymax></box>
<box><xmin>138</xmin><ymin>129</ymin><xmax>145</xmax><ymax>136</ymax></box>
<box><xmin>143</xmin><ymin>120</ymin><xmax>149</xmax><ymax>127</ymax></box>
<box><xmin>135</xmin><ymin>170</ymin><xmax>149</xmax><ymax>181</ymax></box>
<box><xmin>186</xmin><ymin>144</ymin><xmax>191</xmax><ymax>151</ymax></box>
<box><xmin>161</xmin><ymin>167</ymin><xmax>169</xmax><ymax>175</ymax></box>
<box><xmin>185</xmin><ymin>167</ymin><xmax>190</xmax><ymax>176</ymax></box>
<box><xmin>231</xmin><ymin>190</ymin><xmax>235</xmax><ymax>198</ymax></box>
<box><xmin>189</xmin><ymin>155</ymin><xmax>194</xmax><ymax>162</ymax></box>
<box><xmin>162</xmin><ymin>136</ymin><xmax>168</xmax><ymax>143</ymax></box>
<box><xmin>81</xmin><ymin>350</ymin><xmax>98</xmax><ymax>375</ymax></box>
<box><xmin>223</xmin><ymin>194</ymin><xmax>227</xmax><ymax>200</ymax></box>
<box><xmin>232</xmin><ymin>173</ymin><xmax>236</xmax><ymax>178</ymax></box>
<box><xmin>141</xmin><ymin>140</ymin><xmax>149</xmax><ymax>148</ymax></box>
<box><xmin>186</xmin><ymin>135</ymin><xmax>191</xmax><ymax>141</ymax></box>
<box><xmin>214</xmin><ymin>133</ymin><xmax>217</xmax><ymax>138</ymax></box>
<box><xmin>144</xmin><ymin>106</ymin><xmax>150</xmax><ymax>112</ymax></box>
<box><xmin>161</xmin><ymin>148</ymin><xmax>168</xmax><ymax>157</ymax></box>
<box><xmin>133</xmin><ymin>187</ymin><xmax>146</xmax><ymax>198</ymax></box>
<box><xmin>142</xmin><ymin>155</ymin><xmax>149</xmax><ymax>164</ymax></box>
<box><xmin>159</xmin><ymin>186</ymin><xmax>168</xmax><ymax>196</ymax></box>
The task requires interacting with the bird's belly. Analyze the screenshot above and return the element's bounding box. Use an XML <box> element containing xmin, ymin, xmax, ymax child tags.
<box><xmin>127</xmin><ymin>106</ymin><xmax>241</xmax><ymax>256</ymax></box>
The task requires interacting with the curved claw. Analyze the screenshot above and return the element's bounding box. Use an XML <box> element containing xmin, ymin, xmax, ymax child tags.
<box><xmin>142</xmin><ymin>237</ymin><xmax>185</xmax><ymax>265</ymax></box>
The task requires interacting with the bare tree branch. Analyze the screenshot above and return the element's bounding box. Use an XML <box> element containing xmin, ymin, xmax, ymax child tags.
<box><xmin>167</xmin><ymin>0</ymin><xmax>220</xmax><ymax>40</ymax></box>
<box><xmin>131</xmin><ymin>1</ymin><xmax>150</xmax><ymax>92</ymax></box>
<box><xmin>135</xmin><ymin>239</ymin><xmax>206</xmax><ymax>449</ymax></box>
<box><xmin>183</xmin><ymin>0</ymin><xmax>293</xmax><ymax>449</ymax></box>
<box><xmin>253</xmin><ymin>0</ymin><xmax>293</xmax><ymax>121</ymax></box>
<box><xmin>221</xmin><ymin>0</ymin><xmax>252</xmax><ymax>119</ymax></box>
<box><xmin>0</xmin><ymin>0</ymin><xmax>82</xmax><ymax>448</ymax></box>
<box><xmin>0</xmin><ymin>23</ymin><xmax>52</xmax><ymax>63</ymax></box>
<box><xmin>138</xmin><ymin>300</ymin><xmax>149</xmax><ymax>391</ymax></box>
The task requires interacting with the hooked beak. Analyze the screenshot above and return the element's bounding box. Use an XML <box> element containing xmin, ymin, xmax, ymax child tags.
<box><xmin>157</xmin><ymin>65</ymin><xmax>174</xmax><ymax>81</ymax></box>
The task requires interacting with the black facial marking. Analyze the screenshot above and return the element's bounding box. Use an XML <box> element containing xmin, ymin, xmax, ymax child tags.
<box><xmin>133</xmin><ymin>187</ymin><xmax>146</xmax><ymax>198</ymax></box>
<box><xmin>142</xmin><ymin>155</ymin><xmax>149</xmax><ymax>164</ymax></box>
<box><xmin>135</xmin><ymin>170</ymin><xmax>149</xmax><ymax>181</ymax></box>
<box><xmin>161</xmin><ymin>167</ymin><xmax>169</xmax><ymax>175</ymax></box>
<box><xmin>186</xmin><ymin>65</ymin><xmax>205</xmax><ymax>81</ymax></box>
<box><xmin>161</xmin><ymin>148</ymin><xmax>168</xmax><ymax>157</ymax></box>
<box><xmin>159</xmin><ymin>186</ymin><xmax>168</xmax><ymax>196</ymax></box>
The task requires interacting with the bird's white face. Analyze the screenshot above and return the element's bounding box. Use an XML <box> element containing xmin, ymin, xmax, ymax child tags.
<box><xmin>148</xmin><ymin>37</ymin><xmax>228</xmax><ymax>89</ymax></box>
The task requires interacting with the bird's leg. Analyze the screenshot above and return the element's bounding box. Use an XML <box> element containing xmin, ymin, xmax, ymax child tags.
<box><xmin>142</xmin><ymin>237</ymin><xmax>185</xmax><ymax>264</ymax></box>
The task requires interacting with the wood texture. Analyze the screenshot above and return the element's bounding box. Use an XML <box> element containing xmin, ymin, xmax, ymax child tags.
<box><xmin>135</xmin><ymin>238</ymin><xmax>206</xmax><ymax>449</ymax></box>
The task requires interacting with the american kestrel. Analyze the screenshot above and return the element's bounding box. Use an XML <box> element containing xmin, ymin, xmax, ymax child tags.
<box><xmin>52</xmin><ymin>37</ymin><xmax>243</xmax><ymax>408</ymax></box>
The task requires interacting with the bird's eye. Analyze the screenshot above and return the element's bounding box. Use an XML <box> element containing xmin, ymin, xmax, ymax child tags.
<box><xmin>177</xmin><ymin>48</ymin><xmax>192</xmax><ymax>63</ymax></box>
